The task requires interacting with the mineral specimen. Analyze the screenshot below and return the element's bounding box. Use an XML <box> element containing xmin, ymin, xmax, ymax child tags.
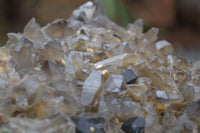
<box><xmin>121</xmin><ymin>70</ymin><xmax>137</xmax><ymax>84</ymax></box>
<box><xmin>0</xmin><ymin>0</ymin><xmax>199</xmax><ymax>132</ymax></box>
<box><xmin>71</xmin><ymin>117</ymin><xmax>105</xmax><ymax>133</ymax></box>
<box><xmin>121</xmin><ymin>117</ymin><xmax>145</xmax><ymax>133</ymax></box>
<box><xmin>80</xmin><ymin>70</ymin><xmax>102</xmax><ymax>106</ymax></box>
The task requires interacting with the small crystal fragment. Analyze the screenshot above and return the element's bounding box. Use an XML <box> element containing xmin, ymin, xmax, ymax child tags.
<box><xmin>105</xmin><ymin>95</ymin><xmax>143</xmax><ymax>120</ymax></box>
<box><xmin>23</xmin><ymin>18</ymin><xmax>45</xmax><ymax>42</ymax></box>
<box><xmin>71</xmin><ymin>117</ymin><xmax>105</xmax><ymax>133</ymax></box>
<box><xmin>121</xmin><ymin>117</ymin><xmax>145</xmax><ymax>133</ymax></box>
<box><xmin>94</xmin><ymin>53</ymin><xmax>128</xmax><ymax>69</ymax></box>
<box><xmin>21</xmin><ymin>75</ymin><xmax>40</xmax><ymax>97</ymax></box>
<box><xmin>126</xmin><ymin>84</ymin><xmax>148</xmax><ymax>103</ymax></box>
<box><xmin>155</xmin><ymin>40</ymin><xmax>171</xmax><ymax>50</ymax></box>
<box><xmin>80</xmin><ymin>70</ymin><xmax>102</xmax><ymax>106</ymax></box>
<box><xmin>155</xmin><ymin>40</ymin><xmax>174</xmax><ymax>56</ymax></box>
<box><xmin>42</xmin><ymin>60</ymin><xmax>63</xmax><ymax>81</ymax></box>
<box><xmin>184</xmin><ymin>99</ymin><xmax>200</xmax><ymax>120</ymax></box>
<box><xmin>181</xmin><ymin>82</ymin><xmax>195</xmax><ymax>102</ymax></box>
<box><xmin>42</xmin><ymin>19</ymin><xmax>68</xmax><ymax>39</ymax></box>
<box><xmin>168</xmin><ymin>90</ymin><xmax>184</xmax><ymax>104</ymax></box>
<box><xmin>12</xmin><ymin>37</ymin><xmax>36</xmax><ymax>72</ymax></box>
<box><xmin>156</xmin><ymin>91</ymin><xmax>169</xmax><ymax>100</ymax></box>
<box><xmin>45</xmin><ymin>40</ymin><xmax>64</xmax><ymax>61</ymax></box>
<box><xmin>127</xmin><ymin>19</ymin><xmax>143</xmax><ymax>35</ymax></box>
<box><xmin>71</xmin><ymin>1</ymin><xmax>96</xmax><ymax>23</ymax></box>
<box><xmin>161</xmin><ymin>112</ymin><xmax>176</xmax><ymax>129</ymax></box>
<box><xmin>143</xmin><ymin>27</ymin><xmax>159</xmax><ymax>42</ymax></box>
<box><xmin>121</xmin><ymin>70</ymin><xmax>137</xmax><ymax>84</ymax></box>
<box><xmin>104</xmin><ymin>75</ymin><xmax>127</xmax><ymax>95</ymax></box>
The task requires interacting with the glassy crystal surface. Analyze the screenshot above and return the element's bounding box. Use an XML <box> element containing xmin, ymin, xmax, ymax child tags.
<box><xmin>42</xmin><ymin>60</ymin><xmax>63</xmax><ymax>81</ymax></box>
<box><xmin>12</xmin><ymin>37</ymin><xmax>36</xmax><ymax>72</ymax></box>
<box><xmin>104</xmin><ymin>74</ymin><xmax>127</xmax><ymax>96</ymax></box>
<box><xmin>127</xmin><ymin>19</ymin><xmax>143</xmax><ymax>36</ymax></box>
<box><xmin>80</xmin><ymin>70</ymin><xmax>102</xmax><ymax>106</ymax></box>
<box><xmin>23</xmin><ymin>18</ymin><xmax>45</xmax><ymax>42</ymax></box>
<box><xmin>45</xmin><ymin>40</ymin><xmax>64</xmax><ymax>61</ymax></box>
<box><xmin>94</xmin><ymin>53</ymin><xmax>128</xmax><ymax>69</ymax></box>
<box><xmin>0</xmin><ymin>0</ymin><xmax>199</xmax><ymax>132</ymax></box>
<box><xmin>105</xmin><ymin>95</ymin><xmax>143</xmax><ymax>120</ymax></box>
<box><xmin>155</xmin><ymin>40</ymin><xmax>174</xmax><ymax>56</ymax></box>
<box><xmin>9</xmin><ymin>115</ymin><xmax>75</xmax><ymax>133</ymax></box>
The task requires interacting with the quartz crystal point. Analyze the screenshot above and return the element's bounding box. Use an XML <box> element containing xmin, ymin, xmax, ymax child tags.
<box><xmin>80</xmin><ymin>70</ymin><xmax>102</xmax><ymax>106</ymax></box>
<box><xmin>155</xmin><ymin>40</ymin><xmax>174</xmax><ymax>57</ymax></box>
<box><xmin>94</xmin><ymin>53</ymin><xmax>128</xmax><ymax>69</ymax></box>
<box><xmin>0</xmin><ymin>0</ymin><xmax>200</xmax><ymax>132</ymax></box>
<box><xmin>71</xmin><ymin>1</ymin><xmax>96</xmax><ymax>23</ymax></box>
<box><xmin>42</xmin><ymin>60</ymin><xmax>63</xmax><ymax>81</ymax></box>
<box><xmin>104</xmin><ymin>74</ymin><xmax>127</xmax><ymax>96</ymax></box>
<box><xmin>127</xmin><ymin>19</ymin><xmax>144</xmax><ymax>36</ymax></box>
<box><xmin>42</xmin><ymin>19</ymin><xmax>68</xmax><ymax>39</ymax></box>
<box><xmin>23</xmin><ymin>18</ymin><xmax>45</xmax><ymax>42</ymax></box>
<box><xmin>12</xmin><ymin>37</ymin><xmax>36</xmax><ymax>72</ymax></box>
<box><xmin>45</xmin><ymin>40</ymin><xmax>64</xmax><ymax>61</ymax></box>
<box><xmin>143</xmin><ymin>27</ymin><xmax>159</xmax><ymax>42</ymax></box>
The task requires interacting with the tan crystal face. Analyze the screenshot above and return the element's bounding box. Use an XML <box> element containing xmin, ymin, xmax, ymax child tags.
<box><xmin>0</xmin><ymin>0</ymin><xmax>199</xmax><ymax>132</ymax></box>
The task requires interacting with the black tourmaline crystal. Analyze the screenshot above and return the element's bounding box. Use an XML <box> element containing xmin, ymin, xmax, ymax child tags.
<box><xmin>121</xmin><ymin>70</ymin><xmax>137</xmax><ymax>84</ymax></box>
<box><xmin>71</xmin><ymin>117</ymin><xmax>105</xmax><ymax>133</ymax></box>
<box><xmin>121</xmin><ymin>117</ymin><xmax>145</xmax><ymax>133</ymax></box>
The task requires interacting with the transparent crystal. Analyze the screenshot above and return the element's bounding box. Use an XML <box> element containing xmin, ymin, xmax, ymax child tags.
<box><xmin>94</xmin><ymin>53</ymin><xmax>128</xmax><ymax>69</ymax></box>
<box><xmin>9</xmin><ymin>115</ymin><xmax>75</xmax><ymax>133</ymax></box>
<box><xmin>80</xmin><ymin>70</ymin><xmax>102</xmax><ymax>106</ymax></box>
<box><xmin>127</xmin><ymin>19</ymin><xmax>143</xmax><ymax>36</ymax></box>
<box><xmin>12</xmin><ymin>37</ymin><xmax>36</xmax><ymax>73</ymax></box>
<box><xmin>105</xmin><ymin>95</ymin><xmax>143</xmax><ymax>120</ymax></box>
<box><xmin>156</xmin><ymin>91</ymin><xmax>169</xmax><ymax>100</ymax></box>
<box><xmin>45</xmin><ymin>40</ymin><xmax>64</xmax><ymax>62</ymax></box>
<box><xmin>23</xmin><ymin>18</ymin><xmax>45</xmax><ymax>42</ymax></box>
<box><xmin>0</xmin><ymin>1</ymin><xmax>199</xmax><ymax>132</ymax></box>
<box><xmin>42</xmin><ymin>19</ymin><xmax>69</xmax><ymax>39</ymax></box>
<box><xmin>104</xmin><ymin>74</ymin><xmax>127</xmax><ymax>96</ymax></box>
<box><xmin>42</xmin><ymin>61</ymin><xmax>63</xmax><ymax>81</ymax></box>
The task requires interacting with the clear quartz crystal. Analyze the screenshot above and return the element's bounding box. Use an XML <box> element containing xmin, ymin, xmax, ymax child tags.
<box><xmin>94</xmin><ymin>53</ymin><xmax>128</xmax><ymax>69</ymax></box>
<box><xmin>9</xmin><ymin>115</ymin><xmax>75</xmax><ymax>133</ymax></box>
<box><xmin>42</xmin><ymin>60</ymin><xmax>63</xmax><ymax>81</ymax></box>
<box><xmin>156</xmin><ymin>90</ymin><xmax>169</xmax><ymax>100</ymax></box>
<box><xmin>12</xmin><ymin>37</ymin><xmax>36</xmax><ymax>73</ymax></box>
<box><xmin>80</xmin><ymin>70</ymin><xmax>102</xmax><ymax>106</ymax></box>
<box><xmin>45</xmin><ymin>40</ymin><xmax>64</xmax><ymax>61</ymax></box>
<box><xmin>42</xmin><ymin>19</ymin><xmax>69</xmax><ymax>39</ymax></box>
<box><xmin>127</xmin><ymin>19</ymin><xmax>143</xmax><ymax>36</ymax></box>
<box><xmin>105</xmin><ymin>95</ymin><xmax>143</xmax><ymax>120</ymax></box>
<box><xmin>156</xmin><ymin>40</ymin><xmax>174</xmax><ymax>57</ymax></box>
<box><xmin>23</xmin><ymin>18</ymin><xmax>45</xmax><ymax>42</ymax></box>
<box><xmin>104</xmin><ymin>74</ymin><xmax>127</xmax><ymax>96</ymax></box>
<box><xmin>0</xmin><ymin>1</ymin><xmax>200</xmax><ymax>132</ymax></box>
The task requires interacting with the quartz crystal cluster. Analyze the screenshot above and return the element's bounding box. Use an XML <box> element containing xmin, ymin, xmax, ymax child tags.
<box><xmin>0</xmin><ymin>0</ymin><xmax>200</xmax><ymax>133</ymax></box>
